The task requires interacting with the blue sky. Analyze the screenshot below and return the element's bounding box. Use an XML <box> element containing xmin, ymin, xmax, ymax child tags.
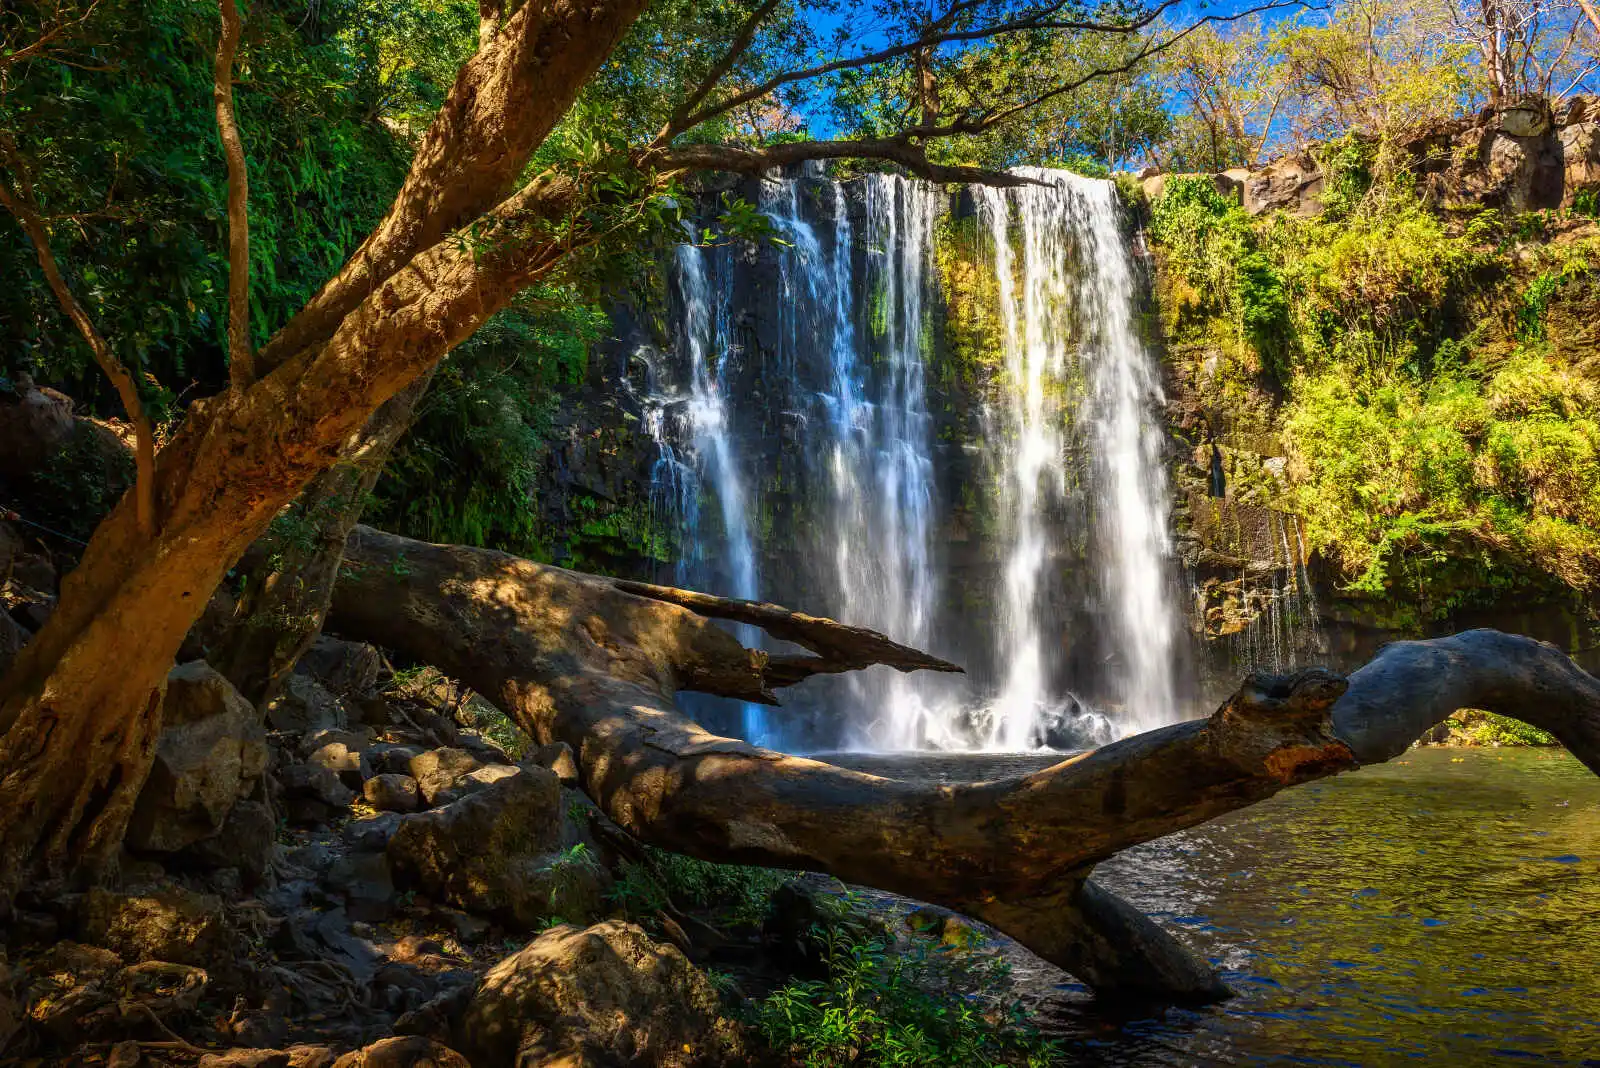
<box><xmin>797</xmin><ymin>1</ymin><xmax>1316</xmax><ymax>136</ymax></box>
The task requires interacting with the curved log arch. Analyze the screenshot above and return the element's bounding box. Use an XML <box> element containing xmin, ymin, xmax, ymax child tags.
<box><xmin>329</xmin><ymin>526</ymin><xmax>1600</xmax><ymax>1002</ymax></box>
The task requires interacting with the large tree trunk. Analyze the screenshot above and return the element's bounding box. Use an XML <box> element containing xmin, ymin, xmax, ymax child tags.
<box><xmin>0</xmin><ymin>1</ymin><xmax>646</xmax><ymax>914</ymax></box>
<box><xmin>211</xmin><ymin>371</ymin><xmax>435</xmax><ymax>706</ymax></box>
<box><xmin>329</xmin><ymin>527</ymin><xmax>1600</xmax><ymax>1001</ymax></box>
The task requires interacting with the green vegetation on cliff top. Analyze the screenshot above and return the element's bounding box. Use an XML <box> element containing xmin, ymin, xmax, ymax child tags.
<box><xmin>1149</xmin><ymin>144</ymin><xmax>1600</xmax><ymax>614</ymax></box>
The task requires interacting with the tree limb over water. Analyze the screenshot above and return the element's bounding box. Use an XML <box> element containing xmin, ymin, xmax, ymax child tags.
<box><xmin>329</xmin><ymin>527</ymin><xmax>1600</xmax><ymax>1003</ymax></box>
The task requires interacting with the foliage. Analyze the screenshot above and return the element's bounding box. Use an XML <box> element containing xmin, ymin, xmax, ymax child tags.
<box><xmin>751</xmin><ymin>894</ymin><xmax>1062</xmax><ymax>1067</ymax></box>
<box><xmin>610</xmin><ymin>848</ymin><xmax>789</xmax><ymax>930</ymax></box>
<box><xmin>0</xmin><ymin>0</ymin><xmax>420</xmax><ymax>414</ymax></box>
<box><xmin>1446</xmin><ymin>709</ymin><xmax>1558</xmax><ymax>746</ymax></box>
<box><xmin>366</xmin><ymin>287</ymin><xmax>606</xmax><ymax>559</ymax></box>
<box><xmin>1152</xmin><ymin>141</ymin><xmax>1600</xmax><ymax>608</ymax></box>
<box><xmin>1149</xmin><ymin>175</ymin><xmax>1290</xmax><ymax>381</ymax></box>
<box><xmin>14</xmin><ymin>420</ymin><xmax>134</xmax><ymax>541</ymax></box>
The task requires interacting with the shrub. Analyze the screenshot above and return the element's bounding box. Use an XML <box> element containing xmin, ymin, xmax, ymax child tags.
<box><xmin>1150</xmin><ymin>176</ymin><xmax>1291</xmax><ymax>381</ymax></box>
<box><xmin>1446</xmin><ymin>710</ymin><xmax>1557</xmax><ymax>747</ymax></box>
<box><xmin>752</xmin><ymin>895</ymin><xmax>1062</xmax><ymax>1067</ymax></box>
<box><xmin>608</xmin><ymin>849</ymin><xmax>790</xmax><ymax>930</ymax></box>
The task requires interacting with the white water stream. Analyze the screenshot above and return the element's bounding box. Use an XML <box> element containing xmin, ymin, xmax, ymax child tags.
<box><xmin>653</xmin><ymin>168</ymin><xmax>1185</xmax><ymax>750</ymax></box>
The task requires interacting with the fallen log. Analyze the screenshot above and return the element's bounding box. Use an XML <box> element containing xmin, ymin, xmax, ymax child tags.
<box><xmin>329</xmin><ymin>526</ymin><xmax>1600</xmax><ymax>1002</ymax></box>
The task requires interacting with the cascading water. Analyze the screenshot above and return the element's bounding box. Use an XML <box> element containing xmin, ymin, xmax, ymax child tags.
<box><xmin>648</xmin><ymin>167</ymin><xmax>1186</xmax><ymax>751</ymax></box>
<box><xmin>760</xmin><ymin>172</ymin><xmax>945</xmax><ymax>749</ymax></box>
<box><xmin>672</xmin><ymin>242</ymin><xmax>772</xmax><ymax>745</ymax></box>
<box><xmin>1063</xmin><ymin>172</ymin><xmax>1181</xmax><ymax>737</ymax></box>
<box><xmin>975</xmin><ymin>170</ymin><xmax>1179</xmax><ymax>746</ymax></box>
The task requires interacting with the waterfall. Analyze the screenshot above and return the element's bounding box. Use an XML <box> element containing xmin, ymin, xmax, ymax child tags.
<box><xmin>762</xmin><ymin>172</ymin><xmax>945</xmax><ymax>749</ymax></box>
<box><xmin>647</xmin><ymin>167</ymin><xmax>1185</xmax><ymax>751</ymax></box>
<box><xmin>672</xmin><ymin>243</ymin><xmax>772</xmax><ymax>745</ymax></box>
<box><xmin>845</xmin><ymin>176</ymin><xmax>942</xmax><ymax>749</ymax></box>
<box><xmin>974</xmin><ymin>170</ymin><xmax>1178</xmax><ymax>746</ymax></box>
<box><xmin>1061</xmin><ymin>172</ymin><xmax>1180</xmax><ymax>737</ymax></box>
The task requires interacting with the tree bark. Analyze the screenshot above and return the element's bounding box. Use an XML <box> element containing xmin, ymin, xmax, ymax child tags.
<box><xmin>210</xmin><ymin>370</ymin><xmax>436</xmax><ymax>706</ymax></box>
<box><xmin>327</xmin><ymin>527</ymin><xmax>1600</xmax><ymax>1000</ymax></box>
<box><xmin>253</xmin><ymin>0</ymin><xmax>647</xmax><ymax>378</ymax></box>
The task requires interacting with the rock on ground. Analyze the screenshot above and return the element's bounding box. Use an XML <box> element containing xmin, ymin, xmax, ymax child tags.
<box><xmin>267</xmin><ymin>674</ymin><xmax>349</xmax><ymax>734</ymax></box>
<box><xmin>387</xmin><ymin>765</ymin><xmax>609</xmax><ymax>928</ymax></box>
<box><xmin>182</xmin><ymin>797</ymin><xmax>276</xmax><ymax>885</ymax></box>
<box><xmin>296</xmin><ymin>635</ymin><xmax>388</xmax><ymax>700</ymax></box>
<box><xmin>459</xmin><ymin>920</ymin><xmax>742</xmax><ymax>1067</ymax></box>
<box><xmin>0</xmin><ymin>953</ymin><xmax>20</xmax><ymax>1056</ymax></box>
<box><xmin>0</xmin><ymin>378</ymin><xmax>75</xmax><ymax>477</ymax></box>
<box><xmin>128</xmin><ymin>662</ymin><xmax>269</xmax><ymax>853</ymax></box>
<box><xmin>365</xmin><ymin>773</ymin><xmax>421</xmax><ymax>813</ymax></box>
<box><xmin>407</xmin><ymin>748</ymin><xmax>482</xmax><ymax>806</ymax></box>
<box><xmin>331</xmin><ymin>1036</ymin><xmax>470</xmax><ymax>1068</ymax></box>
<box><xmin>79</xmin><ymin>887</ymin><xmax>234</xmax><ymax>968</ymax></box>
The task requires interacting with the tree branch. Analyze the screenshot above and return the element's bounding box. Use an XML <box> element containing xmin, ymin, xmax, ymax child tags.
<box><xmin>0</xmin><ymin>0</ymin><xmax>103</xmax><ymax>73</ymax></box>
<box><xmin>214</xmin><ymin>0</ymin><xmax>253</xmax><ymax>390</ymax></box>
<box><xmin>328</xmin><ymin>528</ymin><xmax>1600</xmax><ymax>1000</ymax></box>
<box><xmin>250</xmin><ymin>0</ymin><xmax>649</xmax><ymax>378</ymax></box>
<box><xmin>673</xmin><ymin>0</ymin><xmax>1193</xmax><ymax>136</ymax></box>
<box><xmin>651</xmin><ymin>138</ymin><xmax>1045</xmax><ymax>187</ymax></box>
<box><xmin>652</xmin><ymin>0</ymin><xmax>781</xmax><ymax>148</ymax></box>
<box><xmin>1578</xmin><ymin>0</ymin><xmax>1600</xmax><ymax>40</ymax></box>
<box><xmin>0</xmin><ymin>149</ymin><xmax>156</xmax><ymax>538</ymax></box>
<box><xmin>478</xmin><ymin>0</ymin><xmax>504</xmax><ymax>51</ymax></box>
<box><xmin>951</xmin><ymin>0</ymin><xmax>1311</xmax><ymax>138</ymax></box>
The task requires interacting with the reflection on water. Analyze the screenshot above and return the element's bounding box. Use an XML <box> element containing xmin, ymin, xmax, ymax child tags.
<box><xmin>828</xmin><ymin>748</ymin><xmax>1600</xmax><ymax>1066</ymax></box>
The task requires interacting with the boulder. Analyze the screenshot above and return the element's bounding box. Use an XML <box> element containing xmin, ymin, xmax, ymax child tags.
<box><xmin>198</xmin><ymin>1052</ymin><xmax>292</xmax><ymax>1068</ymax></box>
<box><xmin>0</xmin><ymin>612</ymin><xmax>29</xmax><ymax>678</ymax></box>
<box><xmin>176</xmin><ymin>584</ymin><xmax>239</xmax><ymax>665</ymax></box>
<box><xmin>0</xmin><ymin>954</ymin><xmax>20</xmax><ymax>1056</ymax></box>
<box><xmin>80</xmin><ymin>887</ymin><xmax>232</xmax><ymax>967</ymax></box>
<box><xmin>407</xmin><ymin>748</ymin><xmax>482</xmax><ymax>806</ymax></box>
<box><xmin>7</xmin><ymin>550</ymin><xmax>56</xmax><ymax>596</ymax></box>
<box><xmin>527</xmin><ymin>741</ymin><xmax>581</xmax><ymax>787</ymax></box>
<box><xmin>1561</xmin><ymin>122</ymin><xmax>1600</xmax><ymax>206</ymax></box>
<box><xmin>128</xmin><ymin>662</ymin><xmax>269</xmax><ymax>853</ymax></box>
<box><xmin>1243</xmin><ymin>153</ymin><xmax>1324</xmax><ymax>216</ymax></box>
<box><xmin>300</xmin><ymin>727</ymin><xmax>375</xmax><ymax>758</ymax></box>
<box><xmin>265</xmin><ymin>674</ymin><xmax>348</xmax><ymax>734</ymax></box>
<box><xmin>343</xmin><ymin>811</ymin><xmax>404</xmax><ymax>852</ymax></box>
<box><xmin>1499</xmin><ymin>96</ymin><xmax>1552</xmax><ymax>138</ymax></box>
<box><xmin>387</xmin><ymin>765</ymin><xmax>607</xmax><ymax>928</ymax></box>
<box><xmin>307</xmin><ymin>740</ymin><xmax>373</xmax><ymax>790</ymax></box>
<box><xmin>184</xmin><ymin>799</ymin><xmax>277</xmax><ymax>884</ymax></box>
<box><xmin>369</xmin><ymin>743</ymin><xmax>424</xmax><ymax>777</ymax></box>
<box><xmin>459</xmin><ymin>921</ymin><xmax>742</xmax><ymax>1067</ymax></box>
<box><xmin>1453</xmin><ymin>129</ymin><xmax>1567</xmax><ymax>211</ymax></box>
<box><xmin>364</xmin><ymin>773</ymin><xmax>421</xmax><ymax>813</ymax></box>
<box><xmin>323</xmin><ymin>852</ymin><xmax>395</xmax><ymax>922</ymax></box>
<box><xmin>394</xmin><ymin>978</ymin><xmax>477</xmax><ymax>1044</ymax></box>
<box><xmin>434</xmin><ymin>764</ymin><xmax>519</xmax><ymax>807</ymax></box>
<box><xmin>287</xmin><ymin>1048</ymin><xmax>341</xmax><ymax>1068</ymax></box>
<box><xmin>454</xmin><ymin>729</ymin><xmax>512</xmax><ymax>766</ymax></box>
<box><xmin>0</xmin><ymin>378</ymin><xmax>75</xmax><ymax>478</ymax></box>
<box><xmin>330</xmin><ymin>1037</ymin><xmax>470</xmax><ymax>1068</ymax></box>
<box><xmin>4</xmin><ymin>578</ymin><xmax>54</xmax><ymax>629</ymax></box>
<box><xmin>0</xmin><ymin>522</ymin><xmax>21</xmax><ymax>578</ymax></box>
<box><xmin>295</xmin><ymin>635</ymin><xmax>386</xmax><ymax>700</ymax></box>
<box><xmin>280</xmin><ymin>762</ymin><xmax>357</xmax><ymax>808</ymax></box>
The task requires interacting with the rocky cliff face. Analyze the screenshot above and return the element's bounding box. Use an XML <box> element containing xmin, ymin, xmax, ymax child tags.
<box><xmin>1148</xmin><ymin>95</ymin><xmax>1600</xmax><ymax>219</ymax></box>
<box><xmin>1145</xmin><ymin>97</ymin><xmax>1600</xmax><ymax>694</ymax></box>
